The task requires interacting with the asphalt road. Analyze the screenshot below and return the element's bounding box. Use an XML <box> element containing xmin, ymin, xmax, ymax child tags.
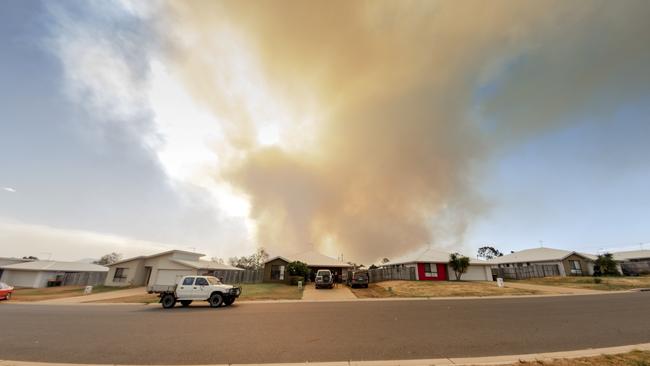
<box><xmin>2</xmin><ymin>293</ymin><xmax>650</xmax><ymax>364</ymax></box>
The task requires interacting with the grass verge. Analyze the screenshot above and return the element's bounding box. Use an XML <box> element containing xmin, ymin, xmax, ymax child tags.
<box><xmin>516</xmin><ymin>276</ymin><xmax>650</xmax><ymax>291</ymax></box>
<box><xmin>10</xmin><ymin>285</ymin><xmax>134</xmax><ymax>302</ymax></box>
<box><xmin>351</xmin><ymin>280</ymin><xmax>539</xmax><ymax>298</ymax></box>
<box><xmin>511</xmin><ymin>350</ymin><xmax>650</xmax><ymax>365</ymax></box>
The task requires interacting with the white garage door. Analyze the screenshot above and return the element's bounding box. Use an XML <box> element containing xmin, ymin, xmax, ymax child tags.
<box><xmin>154</xmin><ymin>269</ymin><xmax>196</xmax><ymax>286</ymax></box>
<box><xmin>2</xmin><ymin>270</ymin><xmax>39</xmax><ymax>288</ymax></box>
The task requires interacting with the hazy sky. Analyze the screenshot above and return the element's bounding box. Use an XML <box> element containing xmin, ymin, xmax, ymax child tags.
<box><xmin>1</xmin><ymin>1</ymin><xmax>649</xmax><ymax>263</ymax></box>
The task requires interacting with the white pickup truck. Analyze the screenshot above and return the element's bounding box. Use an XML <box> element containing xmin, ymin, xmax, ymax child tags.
<box><xmin>148</xmin><ymin>275</ymin><xmax>242</xmax><ymax>309</ymax></box>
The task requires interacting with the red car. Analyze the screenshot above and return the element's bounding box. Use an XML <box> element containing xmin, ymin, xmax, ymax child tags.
<box><xmin>0</xmin><ymin>282</ymin><xmax>14</xmax><ymax>300</ymax></box>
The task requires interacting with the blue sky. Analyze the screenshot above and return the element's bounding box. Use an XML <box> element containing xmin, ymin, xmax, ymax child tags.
<box><xmin>1</xmin><ymin>1</ymin><xmax>649</xmax><ymax>262</ymax></box>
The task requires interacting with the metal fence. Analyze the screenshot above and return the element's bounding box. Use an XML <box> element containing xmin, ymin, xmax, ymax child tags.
<box><xmin>491</xmin><ymin>264</ymin><xmax>560</xmax><ymax>280</ymax></box>
<box><xmin>208</xmin><ymin>269</ymin><xmax>264</xmax><ymax>284</ymax></box>
<box><xmin>62</xmin><ymin>272</ymin><xmax>108</xmax><ymax>286</ymax></box>
<box><xmin>621</xmin><ymin>261</ymin><xmax>650</xmax><ymax>275</ymax></box>
<box><xmin>368</xmin><ymin>267</ymin><xmax>416</xmax><ymax>283</ymax></box>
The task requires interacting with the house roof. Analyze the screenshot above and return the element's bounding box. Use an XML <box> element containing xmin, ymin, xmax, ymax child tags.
<box><xmin>384</xmin><ymin>247</ymin><xmax>489</xmax><ymax>266</ymax></box>
<box><xmin>265</xmin><ymin>250</ymin><xmax>353</xmax><ymax>268</ymax></box>
<box><xmin>0</xmin><ymin>260</ymin><xmax>108</xmax><ymax>272</ymax></box>
<box><xmin>611</xmin><ymin>250</ymin><xmax>650</xmax><ymax>261</ymax></box>
<box><xmin>109</xmin><ymin>249</ymin><xmax>204</xmax><ymax>267</ymax></box>
<box><xmin>486</xmin><ymin>247</ymin><xmax>595</xmax><ymax>265</ymax></box>
<box><xmin>171</xmin><ymin>259</ymin><xmax>244</xmax><ymax>271</ymax></box>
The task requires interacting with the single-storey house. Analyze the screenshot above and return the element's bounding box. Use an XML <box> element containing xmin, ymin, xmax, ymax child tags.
<box><xmin>0</xmin><ymin>260</ymin><xmax>108</xmax><ymax>288</ymax></box>
<box><xmin>263</xmin><ymin>250</ymin><xmax>354</xmax><ymax>283</ymax></box>
<box><xmin>382</xmin><ymin>248</ymin><xmax>493</xmax><ymax>281</ymax></box>
<box><xmin>104</xmin><ymin>249</ymin><xmax>243</xmax><ymax>288</ymax></box>
<box><xmin>487</xmin><ymin>247</ymin><xmax>595</xmax><ymax>276</ymax></box>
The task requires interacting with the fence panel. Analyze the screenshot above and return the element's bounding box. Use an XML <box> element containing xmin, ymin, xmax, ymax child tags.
<box><xmin>491</xmin><ymin>264</ymin><xmax>560</xmax><ymax>280</ymax></box>
<box><xmin>621</xmin><ymin>261</ymin><xmax>650</xmax><ymax>275</ymax></box>
<box><xmin>368</xmin><ymin>267</ymin><xmax>416</xmax><ymax>283</ymax></box>
<box><xmin>209</xmin><ymin>269</ymin><xmax>263</xmax><ymax>284</ymax></box>
<box><xmin>62</xmin><ymin>272</ymin><xmax>107</xmax><ymax>286</ymax></box>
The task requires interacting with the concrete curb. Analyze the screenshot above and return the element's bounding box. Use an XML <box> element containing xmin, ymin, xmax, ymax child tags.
<box><xmin>0</xmin><ymin>343</ymin><xmax>649</xmax><ymax>366</ymax></box>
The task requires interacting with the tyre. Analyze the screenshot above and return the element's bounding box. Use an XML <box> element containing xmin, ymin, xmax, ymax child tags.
<box><xmin>209</xmin><ymin>293</ymin><xmax>223</xmax><ymax>308</ymax></box>
<box><xmin>223</xmin><ymin>297</ymin><xmax>235</xmax><ymax>306</ymax></box>
<box><xmin>180</xmin><ymin>300</ymin><xmax>192</xmax><ymax>307</ymax></box>
<box><xmin>161</xmin><ymin>294</ymin><xmax>176</xmax><ymax>309</ymax></box>
<box><xmin>364</xmin><ymin>284</ymin><xmax>369</xmax><ymax>288</ymax></box>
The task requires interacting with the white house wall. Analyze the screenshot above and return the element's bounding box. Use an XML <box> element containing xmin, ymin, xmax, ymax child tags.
<box><xmin>1</xmin><ymin>270</ymin><xmax>62</xmax><ymax>288</ymax></box>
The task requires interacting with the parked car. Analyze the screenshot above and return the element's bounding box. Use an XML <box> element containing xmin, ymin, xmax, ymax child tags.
<box><xmin>346</xmin><ymin>270</ymin><xmax>369</xmax><ymax>288</ymax></box>
<box><xmin>315</xmin><ymin>269</ymin><xmax>334</xmax><ymax>289</ymax></box>
<box><xmin>147</xmin><ymin>275</ymin><xmax>241</xmax><ymax>309</ymax></box>
<box><xmin>0</xmin><ymin>282</ymin><xmax>14</xmax><ymax>300</ymax></box>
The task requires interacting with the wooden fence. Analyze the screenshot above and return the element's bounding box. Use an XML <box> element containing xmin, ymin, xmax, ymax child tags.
<box><xmin>368</xmin><ymin>267</ymin><xmax>416</xmax><ymax>283</ymax></box>
<box><xmin>621</xmin><ymin>261</ymin><xmax>650</xmax><ymax>275</ymax></box>
<box><xmin>208</xmin><ymin>269</ymin><xmax>264</xmax><ymax>284</ymax></box>
<box><xmin>491</xmin><ymin>264</ymin><xmax>560</xmax><ymax>280</ymax></box>
<box><xmin>62</xmin><ymin>272</ymin><xmax>108</xmax><ymax>286</ymax></box>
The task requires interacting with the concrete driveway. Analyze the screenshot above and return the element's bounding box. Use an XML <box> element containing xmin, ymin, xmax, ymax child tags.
<box><xmin>302</xmin><ymin>282</ymin><xmax>357</xmax><ymax>300</ymax></box>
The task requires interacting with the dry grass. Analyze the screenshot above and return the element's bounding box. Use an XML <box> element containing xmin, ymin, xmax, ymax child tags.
<box><xmin>510</xmin><ymin>350</ymin><xmax>650</xmax><ymax>366</ymax></box>
<box><xmin>517</xmin><ymin>276</ymin><xmax>650</xmax><ymax>291</ymax></box>
<box><xmin>10</xmin><ymin>285</ymin><xmax>133</xmax><ymax>302</ymax></box>
<box><xmin>351</xmin><ymin>280</ymin><xmax>539</xmax><ymax>298</ymax></box>
<box><xmin>93</xmin><ymin>283</ymin><xmax>303</xmax><ymax>303</ymax></box>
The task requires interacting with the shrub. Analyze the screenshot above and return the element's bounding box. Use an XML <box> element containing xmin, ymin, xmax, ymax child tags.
<box><xmin>287</xmin><ymin>261</ymin><xmax>309</xmax><ymax>279</ymax></box>
<box><xmin>593</xmin><ymin>278</ymin><xmax>602</xmax><ymax>284</ymax></box>
<box><xmin>596</xmin><ymin>253</ymin><xmax>621</xmax><ymax>276</ymax></box>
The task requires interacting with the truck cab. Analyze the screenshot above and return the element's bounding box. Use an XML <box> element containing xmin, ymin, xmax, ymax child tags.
<box><xmin>151</xmin><ymin>275</ymin><xmax>241</xmax><ymax>309</ymax></box>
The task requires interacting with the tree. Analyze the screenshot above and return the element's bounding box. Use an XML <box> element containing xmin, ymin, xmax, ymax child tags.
<box><xmin>381</xmin><ymin>258</ymin><xmax>390</xmax><ymax>264</ymax></box>
<box><xmin>210</xmin><ymin>257</ymin><xmax>225</xmax><ymax>264</ymax></box>
<box><xmin>449</xmin><ymin>253</ymin><xmax>470</xmax><ymax>280</ymax></box>
<box><xmin>94</xmin><ymin>252</ymin><xmax>122</xmax><ymax>265</ymax></box>
<box><xmin>369</xmin><ymin>264</ymin><xmax>378</xmax><ymax>270</ymax></box>
<box><xmin>595</xmin><ymin>253</ymin><xmax>620</xmax><ymax>276</ymax></box>
<box><xmin>22</xmin><ymin>255</ymin><xmax>38</xmax><ymax>260</ymax></box>
<box><xmin>287</xmin><ymin>261</ymin><xmax>309</xmax><ymax>278</ymax></box>
<box><xmin>228</xmin><ymin>248</ymin><xmax>269</xmax><ymax>270</ymax></box>
<box><xmin>477</xmin><ymin>246</ymin><xmax>503</xmax><ymax>260</ymax></box>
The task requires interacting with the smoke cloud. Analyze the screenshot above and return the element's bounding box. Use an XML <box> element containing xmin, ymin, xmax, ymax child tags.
<box><xmin>165</xmin><ymin>1</ymin><xmax>650</xmax><ymax>261</ymax></box>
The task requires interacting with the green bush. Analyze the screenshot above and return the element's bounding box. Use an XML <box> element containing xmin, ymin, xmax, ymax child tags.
<box><xmin>287</xmin><ymin>261</ymin><xmax>309</xmax><ymax>278</ymax></box>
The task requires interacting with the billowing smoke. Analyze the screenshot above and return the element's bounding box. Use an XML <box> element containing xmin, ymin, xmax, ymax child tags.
<box><xmin>164</xmin><ymin>1</ymin><xmax>650</xmax><ymax>261</ymax></box>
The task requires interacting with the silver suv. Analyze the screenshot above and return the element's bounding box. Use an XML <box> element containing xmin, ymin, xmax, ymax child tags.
<box><xmin>315</xmin><ymin>269</ymin><xmax>334</xmax><ymax>289</ymax></box>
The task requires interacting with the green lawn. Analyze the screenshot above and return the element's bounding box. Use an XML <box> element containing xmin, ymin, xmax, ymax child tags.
<box><xmin>238</xmin><ymin>283</ymin><xmax>303</xmax><ymax>300</ymax></box>
<box><xmin>516</xmin><ymin>276</ymin><xmax>650</xmax><ymax>291</ymax></box>
<box><xmin>11</xmin><ymin>285</ymin><xmax>135</xmax><ymax>302</ymax></box>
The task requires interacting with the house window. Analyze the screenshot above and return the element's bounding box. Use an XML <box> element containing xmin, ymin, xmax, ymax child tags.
<box><xmin>569</xmin><ymin>260</ymin><xmax>582</xmax><ymax>275</ymax></box>
<box><xmin>424</xmin><ymin>263</ymin><xmax>438</xmax><ymax>277</ymax></box>
<box><xmin>113</xmin><ymin>268</ymin><xmax>128</xmax><ymax>282</ymax></box>
<box><xmin>271</xmin><ymin>265</ymin><xmax>285</xmax><ymax>280</ymax></box>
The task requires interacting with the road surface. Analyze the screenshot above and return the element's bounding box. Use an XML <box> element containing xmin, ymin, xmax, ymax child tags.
<box><xmin>2</xmin><ymin>292</ymin><xmax>650</xmax><ymax>364</ymax></box>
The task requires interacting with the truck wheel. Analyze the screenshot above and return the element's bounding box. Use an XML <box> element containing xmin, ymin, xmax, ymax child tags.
<box><xmin>209</xmin><ymin>293</ymin><xmax>223</xmax><ymax>308</ymax></box>
<box><xmin>180</xmin><ymin>300</ymin><xmax>192</xmax><ymax>307</ymax></box>
<box><xmin>223</xmin><ymin>298</ymin><xmax>235</xmax><ymax>306</ymax></box>
<box><xmin>161</xmin><ymin>294</ymin><xmax>176</xmax><ymax>309</ymax></box>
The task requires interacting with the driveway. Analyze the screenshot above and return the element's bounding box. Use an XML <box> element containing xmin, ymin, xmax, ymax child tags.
<box><xmin>37</xmin><ymin>287</ymin><xmax>146</xmax><ymax>304</ymax></box>
<box><xmin>302</xmin><ymin>282</ymin><xmax>357</xmax><ymax>300</ymax></box>
<box><xmin>2</xmin><ymin>292</ymin><xmax>649</xmax><ymax>364</ymax></box>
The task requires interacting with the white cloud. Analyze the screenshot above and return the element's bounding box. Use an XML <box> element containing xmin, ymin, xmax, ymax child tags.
<box><xmin>0</xmin><ymin>219</ymin><xmax>185</xmax><ymax>261</ymax></box>
<box><xmin>2</xmin><ymin>187</ymin><xmax>16</xmax><ymax>193</ymax></box>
